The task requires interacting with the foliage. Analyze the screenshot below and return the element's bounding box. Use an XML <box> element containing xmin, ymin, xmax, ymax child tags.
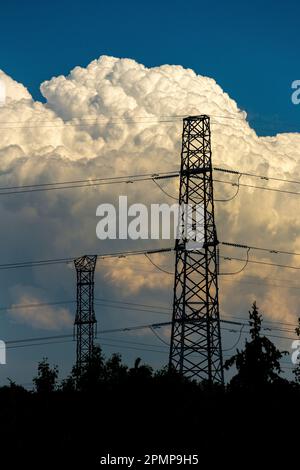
<box><xmin>33</xmin><ymin>357</ymin><xmax>59</xmax><ymax>393</ymax></box>
<box><xmin>225</xmin><ymin>302</ymin><xmax>288</xmax><ymax>391</ymax></box>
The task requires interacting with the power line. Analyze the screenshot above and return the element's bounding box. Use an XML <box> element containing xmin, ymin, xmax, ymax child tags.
<box><xmin>144</xmin><ymin>253</ymin><xmax>174</xmax><ymax>275</ymax></box>
<box><xmin>221</xmin><ymin>241</ymin><xmax>300</xmax><ymax>257</ymax></box>
<box><xmin>221</xmin><ymin>255</ymin><xmax>300</xmax><ymax>272</ymax></box>
<box><xmin>220</xmin><ymin>247</ymin><xmax>250</xmax><ymax>275</ymax></box>
<box><xmin>5</xmin><ymin>339</ymin><xmax>169</xmax><ymax>356</ymax></box>
<box><xmin>220</xmin><ymin>314</ymin><xmax>296</xmax><ymax>334</ymax></box>
<box><xmin>0</xmin><ymin>292</ymin><xmax>296</xmax><ymax>356</ymax></box>
<box><xmin>1</xmin><ymin>111</ymin><xmax>297</xmax><ymax>130</ymax></box>
<box><xmin>151</xmin><ymin>178</ymin><xmax>178</xmax><ymax>201</ymax></box>
<box><xmin>95</xmin><ymin>296</ymin><xmax>299</xmax><ymax>328</ymax></box>
<box><xmin>149</xmin><ymin>326</ymin><xmax>170</xmax><ymax>346</ymax></box>
<box><xmin>0</xmin><ymin>171</ymin><xmax>179</xmax><ymax>196</ymax></box>
<box><xmin>0</xmin><ymin>246</ymin><xmax>174</xmax><ymax>271</ymax></box>
<box><xmin>222</xmin><ymin>325</ymin><xmax>245</xmax><ymax>352</ymax></box>
<box><xmin>7</xmin><ymin>339</ymin><xmax>75</xmax><ymax>350</ymax></box>
<box><xmin>1</xmin><ymin>237</ymin><xmax>300</xmax><ymax>277</ymax></box>
<box><xmin>214</xmin><ymin>166</ymin><xmax>300</xmax><ymax>187</ymax></box>
<box><xmin>100</xmin><ymin>335</ymin><xmax>167</xmax><ymax>349</ymax></box>
<box><xmin>95</xmin><ymin>301</ymin><xmax>170</xmax><ymax>317</ymax></box>
<box><xmin>221</xmin><ymin>325</ymin><xmax>298</xmax><ymax>342</ymax></box>
<box><xmin>215</xmin><ymin>174</ymin><xmax>242</xmax><ymax>202</ymax></box>
<box><xmin>7</xmin><ymin>336</ymin><xmax>169</xmax><ymax>352</ymax></box>
<box><xmin>0</xmin><ymin>118</ymin><xmax>183</xmax><ymax>130</ymax></box>
<box><xmin>100</xmin><ymin>256</ymin><xmax>300</xmax><ymax>294</ymax></box>
<box><xmin>95</xmin><ymin>297</ymin><xmax>299</xmax><ymax>333</ymax></box>
<box><xmin>8</xmin><ymin>339</ymin><xmax>296</xmax><ymax>374</ymax></box>
<box><xmin>214</xmin><ymin>177</ymin><xmax>300</xmax><ymax>197</ymax></box>
<box><xmin>3</xmin><ymin>321</ymin><xmax>298</xmax><ymax>354</ymax></box>
<box><xmin>0</xmin><ymin>164</ymin><xmax>300</xmax><ymax>198</ymax></box>
<box><xmin>1</xmin><ymin>237</ymin><xmax>300</xmax><ymax>275</ymax></box>
<box><xmin>0</xmin><ymin>113</ymin><xmax>247</xmax><ymax>128</ymax></box>
<box><xmin>103</xmin><ymin>258</ymin><xmax>300</xmax><ymax>295</ymax></box>
<box><xmin>3</xmin><ymin>321</ymin><xmax>172</xmax><ymax>346</ymax></box>
<box><xmin>95</xmin><ymin>297</ymin><xmax>170</xmax><ymax>312</ymax></box>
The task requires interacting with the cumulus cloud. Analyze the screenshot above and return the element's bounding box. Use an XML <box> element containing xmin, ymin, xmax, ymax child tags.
<box><xmin>0</xmin><ymin>55</ymin><xmax>299</xmax><ymax>334</ymax></box>
<box><xmin>101</xmin><ymin>256</ymin><xmax>172</xmax><ymax>295</ymax></box>
<box><xmin>0</xmin><ymin>70</ymin><xmax>31</xmax><ymax>102</ymax></box>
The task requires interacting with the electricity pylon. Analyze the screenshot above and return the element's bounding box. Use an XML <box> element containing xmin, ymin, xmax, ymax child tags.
<box><xmin>169</xmin><ymin>115</ymin><xmax>224</xmax><ymax>385</ymax></box>
<box><xmin>74</xmin><ymin>255</ymin><xmax>97</xmax><ymax>371</ymax></box>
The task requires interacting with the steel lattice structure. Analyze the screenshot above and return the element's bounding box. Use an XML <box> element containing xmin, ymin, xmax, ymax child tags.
<box><xmin>74</xmin><ymin>255</ymin><xmax>97</xmax><ymax>371</ymax></box>
<box><xmin>169</xmin><ymin>115</ymin><xmax>224</xmax><ymax>385</ymax></box>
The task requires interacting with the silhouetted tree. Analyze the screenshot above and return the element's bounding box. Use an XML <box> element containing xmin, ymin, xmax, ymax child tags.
<box><xmin>33</xmin><ymin>357</ymin><xmax>59</xmax><ymax>393</ymax></box>
<box><xmin>0</xmin><ymin>379</ymin><xmax>28</xmax><ymax>396</ymax></box>
<box><xmin>75</xmin><ymin>345</ymin><xmax>106</xmax><ymax>392</ymax></box>
<box><xmin>61</xmin><ymin>350</ymin><xmax>129</xmax><ymax>391</ymax></box>
<box><xmin>104</xmin><ymin>353</ymin><xmax>128</xmax><ymax>385</ymax></box>
<box><xmin>225</xmin><ymin>302</ymin><xmax>287</xmax><ymax>391</ymax></box>
<box><xmin>60</xmin><ymin>374</ymin><xmax>76</xmax><ymax>392</ymax></box>
<box><xmin>155</xmin><ymin>364</ymin><xmax>192</xmax><ymax>384</ymax></box>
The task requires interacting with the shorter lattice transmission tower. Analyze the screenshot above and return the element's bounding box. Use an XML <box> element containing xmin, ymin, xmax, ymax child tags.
<box><xmin>74</xmin><ymin>255</ymin><xmax>97</xmax><ymax>371</ymax></box>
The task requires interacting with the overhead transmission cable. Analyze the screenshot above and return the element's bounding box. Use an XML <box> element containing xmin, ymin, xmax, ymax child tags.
<box><xmin>3</xmin><ymin>320</ymin><xmax>298</xmax><ymax>353</ymax></box>
<box><xmin>1</xmin><ymin>238</ymin><xmax>300</xmax><ymax>273</ymax></box>
<box><xmin>220</xmin><ymin>247</ymin><xmax>250</xmax><ymax>275</ymax></box>
<box><xmin>144</xmin><ymin>253</ymin><xmax>174</xmax><ymax>275</ymax></box>
<box><xmin>0</xmin><ymin>170</ymin><xmax>179</xmax><ymax>196</ymax></box>
<box><xmin>221</xmin><ymin>255</ymin><xmax>300</xmax><ymax>272</ymax></box>
<box><xmin>0</xmin><ymin>246</ymin><xmax>174</xmax><ymax>271</ymax></box>
<box><xmin>1</xmin><ymin>165</ymin><xmax>300</xmax><ymax>198</ymax></box>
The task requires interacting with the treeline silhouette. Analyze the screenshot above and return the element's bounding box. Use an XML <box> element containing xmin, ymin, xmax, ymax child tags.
<box><xmin>1</xmin><ymin>302</ymin><xmax>300</xmax><ymax>464</ymax></box>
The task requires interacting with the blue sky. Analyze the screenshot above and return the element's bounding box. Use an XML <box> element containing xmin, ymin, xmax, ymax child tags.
<box><xmin>0</xmin><ymin>0</ymin><xmax>299</xmax><ymax>135</ymax></box>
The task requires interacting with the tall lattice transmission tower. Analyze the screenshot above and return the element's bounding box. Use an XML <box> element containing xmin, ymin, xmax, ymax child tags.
<box><xmin>74</xmin><ymin>255</ymin><xmax>97</xmax><ymax>371</ymax></box>
<box><xmin>169</xmin><ymin>115</ymin><xmax>224</xmax><ymax>385</ymax></box>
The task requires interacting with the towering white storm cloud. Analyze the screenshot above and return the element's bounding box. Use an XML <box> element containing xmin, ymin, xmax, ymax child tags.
<box><xmin>0</xmin><ymin>55</ymin><xmax>300</xmax><ymax>330</ymax></box>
